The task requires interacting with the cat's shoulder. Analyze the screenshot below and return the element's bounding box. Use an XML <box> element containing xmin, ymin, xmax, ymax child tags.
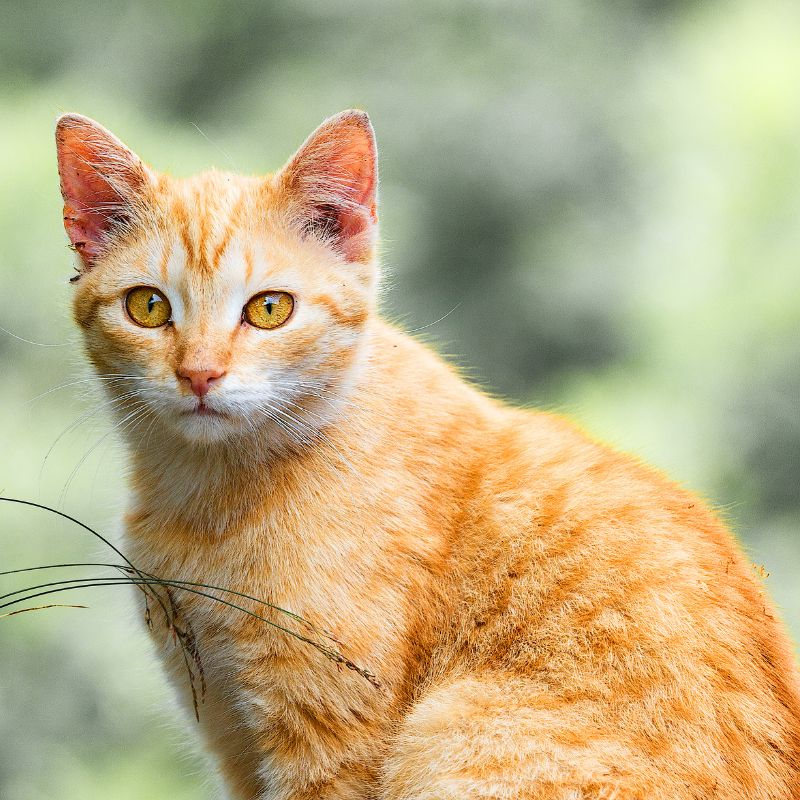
<box><xmin>367</xmin><ymin>317</ymin><xmax>728</xmax><ymax>545</ymax></box>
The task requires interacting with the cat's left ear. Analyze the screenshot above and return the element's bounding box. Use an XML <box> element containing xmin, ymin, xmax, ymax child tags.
<box><xmin>56</xmin><ymin>113</ymin><xmax>149</xmax><ymax>273</ymax></box>
<box><xmin>277</xmin><ymin>110</ymin><xmax>378</xmax><ymax>263</ymax></box>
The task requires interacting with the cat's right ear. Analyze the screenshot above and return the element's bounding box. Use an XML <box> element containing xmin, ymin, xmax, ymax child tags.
<box><xmin>55</xmin><ymin>114</ymin><xmax>149</xmax><ymax>275</ymax></box>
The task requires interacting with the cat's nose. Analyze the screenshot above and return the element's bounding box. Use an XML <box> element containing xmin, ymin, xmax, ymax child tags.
<box><xmin>176</xmin><ymin>367</ymin><xmax>226</xmax><ymax>398</ymax></box>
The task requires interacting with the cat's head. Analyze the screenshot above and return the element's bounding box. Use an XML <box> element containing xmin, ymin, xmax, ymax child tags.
<box><xmin>56</xmin><ymin>111</ymin><xmax>378</xmax><ymax>448</ymax></box>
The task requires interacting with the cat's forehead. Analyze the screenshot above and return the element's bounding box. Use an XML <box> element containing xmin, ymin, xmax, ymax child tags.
<box><xmin>161</xmin><ymin>169</ymin><xmax>266</xmax><ymax>208</ymax></box>
<box><xmin>155</xmin><ymin>171</ymin><xmax>270</xmax><ymax>260</ymax></box>
<box><xmin>145</xmin><ymin>171</ymin><xmax>298</xmax><ymax>288</ymax></box>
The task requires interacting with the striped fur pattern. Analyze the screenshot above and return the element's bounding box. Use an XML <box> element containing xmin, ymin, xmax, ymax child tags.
<box><xmin>56</xmin><ymin>111</ymin><xmax>800</xmax><ymax>799</ymax></box>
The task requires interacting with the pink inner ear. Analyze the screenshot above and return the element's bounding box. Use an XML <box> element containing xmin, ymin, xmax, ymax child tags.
<box><xmin>331</xmin><ymin>137</ymin><xmax>377</xmax><ymax>250</ymax></box>
<box><xmin>62</xmin><ymin>201</ymin><xmax>112</xmax><ymax>262</ymax></box>
<box><xmin>283</xmin><ymin>111</ymin><xmax>378</xmax><ymax>263</ymax></box>
<box><xmin>56</xmin><ymin>115</ymin><xmax>144</xmax><ymax>268</ymax></box>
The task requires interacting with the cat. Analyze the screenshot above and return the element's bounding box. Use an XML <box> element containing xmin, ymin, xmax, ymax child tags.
<box><xmin>56</xmin><ymin>109</ymin><xmax>800</xmax><ymax>800</ymax></box>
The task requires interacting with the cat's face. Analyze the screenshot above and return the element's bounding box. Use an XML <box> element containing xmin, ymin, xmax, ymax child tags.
<box><xmin>56</xmin><ymin>112</ymin><xmax>378</xmax><ymax>447</ymax></box>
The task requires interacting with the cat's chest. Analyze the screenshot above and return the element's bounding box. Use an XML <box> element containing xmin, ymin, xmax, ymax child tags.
<box><xmin>124</xmin><ymin>509</ymin><xmax>401</xmax><ymax>768</ymax></box>
<box><xmin>128</xmin><ymin>516</ymin><xmax>365</xmax><ymax>671</ymax></box>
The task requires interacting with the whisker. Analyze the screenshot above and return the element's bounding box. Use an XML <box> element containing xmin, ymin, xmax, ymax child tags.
<box><xmin>58</xmin><ymin>402</ymin><xmax>152</xmax><ymax>507</ymax></box>
<box><xmin>27</xmin><ymin>374</ymin><xmax>152</xmax><ymax>406</ymax></box>
<box><xmin>41</xmin><ymin>387</ymin><xmax>152</xmax><ymax>478</ymax></box>
<box><xmin>0</xmin><ymin>322</ymin><xmax>71</xmax><ymax>348</ymax></box>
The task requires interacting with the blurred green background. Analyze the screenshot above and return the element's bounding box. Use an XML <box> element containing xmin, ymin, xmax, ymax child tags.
<box><xmin>1</xmin><ymin>1</ymin><xmax>799</xmax><ymax>797</ymax></box>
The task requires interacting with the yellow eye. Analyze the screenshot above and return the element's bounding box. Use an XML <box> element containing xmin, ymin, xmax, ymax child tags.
<box><xmin>125</xmin><ymin>286</ymin><xmax>172</xmax><ymax>328</ymax></box>
<box><xmin>243</xmin><ymin>291</ymin><xmax>294</xmax><ymax>330</ymax></box>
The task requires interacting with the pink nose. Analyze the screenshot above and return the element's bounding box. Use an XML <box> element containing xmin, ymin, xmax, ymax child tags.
<box><xmin>177</xmin><ymin>367</ymin><xmax>226</xmax><ymax>398</ymax></box>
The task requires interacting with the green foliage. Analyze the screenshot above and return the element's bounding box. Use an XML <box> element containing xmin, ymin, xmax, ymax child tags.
<box><xmin>1</xmin><ymin>1</ymin><xmax>799</xmax><ymax>797</ymax></box>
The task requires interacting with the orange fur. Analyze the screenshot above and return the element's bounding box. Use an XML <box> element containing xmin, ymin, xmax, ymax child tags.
<box><xmin>57</xmin><ymin>111</ymin><xmax>800</xmax><ymax>799</ymax></box>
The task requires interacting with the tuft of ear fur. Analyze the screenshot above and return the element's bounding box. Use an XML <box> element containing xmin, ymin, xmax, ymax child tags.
<box><xmin>278</xmin><ymin>110</ymin><xmax>378</xmax><ymax>263</ymax></box>
<box><xmin>55</xmin><ymin>114</ymin><xmax>149</xmax><ymax>273</ymax></box>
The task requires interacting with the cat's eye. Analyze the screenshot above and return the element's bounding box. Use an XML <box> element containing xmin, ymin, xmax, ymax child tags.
<box><xmin>243</xmin><ymin>291</ymin><xmax>294</xmax><ymax>330</ymax></box>
<box><xmin>125</xmin><ymin>286</ymin><xmax>172</xmax><ymax>328</ymax></box>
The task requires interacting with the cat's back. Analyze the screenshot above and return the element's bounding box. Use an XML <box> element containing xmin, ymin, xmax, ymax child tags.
<box><xmin>457</xmin><ymin>401</ymin><xmax>797</xmax><ymax>672</ymax></box>
<box><xmin>415</xmin><ymin>397</ymin><xmax>800</xmax><ymax>789</ymax></box>
<box><xmin>372</xmin><ymin>323</ymin><xmax>799</xmax><ymax>686</ymax></box>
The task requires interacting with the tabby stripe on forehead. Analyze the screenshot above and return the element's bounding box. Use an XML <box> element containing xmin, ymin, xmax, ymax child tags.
<box><xmin>244</xmin><ymin>246</ymin><xmax>254</xmax><ymax>284</ymax></box>
<box><xmin>209</xmin><ymin>194</ymin><xmax>245</xmax><ymax>273</ymax></box>
<box><xmin>175</xmin><ymin>196</ymin><xmax>197</xmax><ymax>271</ymax></box>
<box><xmin>198</xmin><ymin>200</ymin><xmax>211</xmax><ymax>272</ymax></box>
<box><xmin>159</xmin><ymin>238</ymin><xmax>173</xmax><ymax>283</ymax></box>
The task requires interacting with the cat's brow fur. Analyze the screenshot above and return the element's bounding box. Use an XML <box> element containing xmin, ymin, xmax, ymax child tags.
<box><xmin>57</xmin><ymin>110</ymin><xmax>800</xmax><ymax>799</ymax></box>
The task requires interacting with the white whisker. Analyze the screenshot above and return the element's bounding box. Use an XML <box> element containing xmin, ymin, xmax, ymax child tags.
<box><xmin>59</xmin><ymin>402</ymin><xmax>152</xmax><ymax>507</ymax></box>
<box><xmin>0</xmin><ymin>323</ymin><xmax>71</xmax><ymax>348</ymax></box>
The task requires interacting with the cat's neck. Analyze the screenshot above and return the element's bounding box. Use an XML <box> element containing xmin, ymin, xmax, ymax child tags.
<box><xmin>124</xmin><ymin>365</ymin><xmax>371</xmax><ymax>538</ymax></box>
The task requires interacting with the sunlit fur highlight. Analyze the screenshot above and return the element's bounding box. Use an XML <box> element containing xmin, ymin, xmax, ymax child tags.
<box><xmin>58</xmin><ymin>112</ymin><xmax>800</xmax><ymax>800</ymax></box>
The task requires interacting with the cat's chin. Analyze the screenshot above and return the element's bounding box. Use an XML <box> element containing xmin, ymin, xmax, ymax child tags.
<box><xmin>172</xmin><ymin>408</ymin><xmax>245</xmax><ymax>444</ymax></box>
<box><xmin>170</xmin><ymin>407</ymin><xmax>292</xmax><ymax>451</ymax></box>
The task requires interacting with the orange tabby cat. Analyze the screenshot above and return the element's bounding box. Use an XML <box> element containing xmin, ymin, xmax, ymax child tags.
<box><xmin>56</xmin><ymin>110</ymin><xmax>800</xmax><ymax>799</ymax></box>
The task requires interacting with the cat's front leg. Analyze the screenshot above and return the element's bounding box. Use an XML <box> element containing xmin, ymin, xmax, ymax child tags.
<box><xmin>253</xmin><ymin>759</ymin><xmax>381</xmax><ymax>800</ymax></box>
<box><xmin>380</xmin><ymin>673</ymin><xmax>682</xmax><ymax>800</ymax></box>
<box><xmin>237</xmin><ymin>679</ymin><xmax>388</xmax><ymax>800</ymax></box>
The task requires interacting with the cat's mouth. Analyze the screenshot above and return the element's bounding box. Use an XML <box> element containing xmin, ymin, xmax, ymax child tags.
<box><xmin>183</xmin><ymin>402</ymin><xmax>228</xmax><ymax>418</ymax></box>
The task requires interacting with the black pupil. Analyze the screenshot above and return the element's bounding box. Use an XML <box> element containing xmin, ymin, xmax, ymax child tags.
<box><xmin>147</xmin><ymin>294</ymin><xmax>159</xmax><ymax>313</ymax></box>
<box><xmin>264</xmin><ymin>300</ymin><xmax>274</xmax><ymax>315</ymax></box>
